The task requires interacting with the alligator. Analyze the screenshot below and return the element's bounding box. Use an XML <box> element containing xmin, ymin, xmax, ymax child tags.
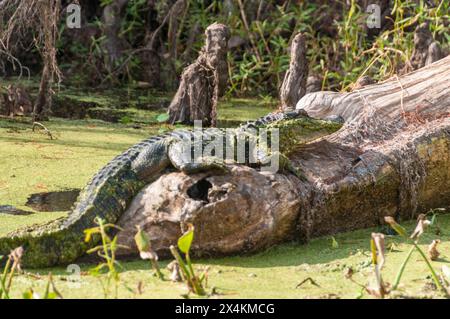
<box><xmin>0</xmin><ymin>110</ymin><xmax>343</xmax><ymax>268</ymax></box>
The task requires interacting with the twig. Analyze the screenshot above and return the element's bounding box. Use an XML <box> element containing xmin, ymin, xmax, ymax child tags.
<box><xmin>392</xmin><ymin>245</ymin><xmax>414</xmax><ymax>291</ymax></box>
<box><xmin>295</xmin><ymin>277</ymin><xmax>320</xmax><ymax>288</ymax></box>
<box><xmin>394</xmin><ymin>75</ymin><xmax>407</xmax><ymax>125</ymax></box>
<box><xmin>48</xmin><ymin>273</ymin><xmax>64</xmax><ymax>299</ymax></box>
<box><xmin>32</xmin><ymin>121</ymin><xmax>54</xmax><ymax>140</ymax></box>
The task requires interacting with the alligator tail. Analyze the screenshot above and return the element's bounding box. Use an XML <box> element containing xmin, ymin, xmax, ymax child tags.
<box><xmin>0</xmin><ymin>145</ymin><xmax>146</xmax><ymax>268</ymax></box>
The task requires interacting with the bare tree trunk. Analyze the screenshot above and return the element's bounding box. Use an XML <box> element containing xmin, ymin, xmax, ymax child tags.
<box><xmin>280</xmin><ymin>33</ymin><xmax>308</xmax><ymax>111</ymax></box>
<box><xmin>140</xmin><ymin>0</ymin><xmax>186</xmax><ymax>89</ymax></box>
<box><xmin>102</xmin><ymin>0</ymin><xmax>129</xmax><ymax>76</ymax></box>
<box><xmin>305</xmin><ymin>75</ymin><xmax>323</xmax><ymax>94</ymax></box>
<box><xmin>33</xmin><ymin>65</ymin><xmax>51</xmax><ymax>121</ymax></box>
<box><xmin>0</xmin><ymin>85</ymin><xmax>32</xmax><ymax>117</ymax></box>
<box><xmin>33</xmin><ymin>0</ymin><xmax>61</xmax><ymax>121</ymax></box>
<box><xmin>167</xmin><ymin>23</ymin><xmax>230</xmax><ymax>126</ymax></box>
<box><xmin>117</xmin><ymin>57</ymin><xmax>450</xmax><ymax>257</ymax></box>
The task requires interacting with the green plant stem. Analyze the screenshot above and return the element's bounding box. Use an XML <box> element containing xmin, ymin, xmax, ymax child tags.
<box><xmin>6</xmin><ymin>260</ymin><xmax>18</xmax><ymax>292</ymax></box>
<box><xmin>392</xmin><ymin>245</ymin><xmax>414</xmax><ymax>290</ymax></box>
<box><xmin>412</xmin><ymin>242</ymin><xmax>448</xmax><ymax>295</ymax></box>
<box><xmin>170</xmin><ymin>245</ymin><xmax>192</xmax><ymax>284</ymax></box>
<box><xmin>0</xmin><ymin>257</ymin><xmax>11</xmax><ymax>299</ymax></box>
<box><xmin>43</xmin><ymin>274</ymin><xmax>51</xmax><ymax>299</ymax></box>
<box><xmin>186</xmin><ymin>252</ymin><xmax>205</xmax><ymax>296</ymax></box>
<box><xmin>0</xmin><ymin>275</ymin><xmax>8</xmax><ymax>299</ymax></box>
<box><xmin>150</xmin><ymin>259</ymin><xmax>164</xmax><ymax>280</ymax></box>
<box><xmin>186</xmin><ymin>253</ymin><xmax>196</xmax><ymax>280</ymax></box>
<box><xmin>99</xmin><ymin>220</ymin><xmax>112</xmax><ymax>297</ymax></box>
<box><xmin>169</xmin><ymin>246</ymin><xmax>205</xmax><ymax>295</ymax></box>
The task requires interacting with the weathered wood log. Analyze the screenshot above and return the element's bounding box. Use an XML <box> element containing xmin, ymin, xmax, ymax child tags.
<box><xmin>116</xmin><ymin>167</ymin><xmax>302</xmax><ymax>257</ymax></box>
<box><xmin>280</xmin><ymin>33</ymin><xmax>308</xmax><ymax>111</ymax></box>
<box><xmin>117</xmin><ymin>56</ymin><xmax>450</xmax><ymax>258</ymax></box>
<box><xmin>290</xmin><ymin>55</ymin><xmax>449</xmax><ymax>240</ymax></box>
<box><xmin>167</xmin><ymin>23</ymin><xmax>230</xmax><ymax>126</ymax></box>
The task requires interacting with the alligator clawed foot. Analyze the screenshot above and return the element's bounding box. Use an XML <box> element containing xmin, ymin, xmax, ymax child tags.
<box><xmin>180</xmin><ymin>158</ymin><xmax>229</xmax><ymax>175</ymax></box>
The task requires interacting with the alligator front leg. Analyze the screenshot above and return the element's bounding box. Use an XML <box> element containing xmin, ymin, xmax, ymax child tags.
<box><xmin>168</xmin><ymin>140</ymin><xmax>229</xmax><ymax>175</ymax></box>
<box><xmin>258</xmin><ymin>150</ymin><xmax>306</xmax><ymax>181</ymax></box>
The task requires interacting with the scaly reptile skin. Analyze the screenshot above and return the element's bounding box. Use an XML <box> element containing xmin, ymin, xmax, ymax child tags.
<box><xmin>0</xmin><ymin>110</ymin><xmax>342</xmax><ymax>267</ymax></box>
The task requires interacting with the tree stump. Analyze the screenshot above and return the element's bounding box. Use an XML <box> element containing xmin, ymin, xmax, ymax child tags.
<box><xmin>280</xmin><ymin>33</ymin><xmax>308</xmax><ymax>111</ymax></box>
<box><xmin>0</xmin><ymin>85</ymin><xmax>33</xmax><ymax>117</ymax></box>
<box><xmin>306</xmin><ymin>75</ymin><xmax>323</xmax><ymax>94</ymax></box>
<box><xmin>117</xmin><ymin>56</ymin><xmax>450</xmax><ymax>258</ymax></box>
<box><xmin>167</xmin><ymin>23</ymin><xmax>230</xmax><ymax>126</ymax></box>
<box><xmin>401</xmin><ymin>22</ymin><xmax>442</xmax><ymax>74</ymax></box>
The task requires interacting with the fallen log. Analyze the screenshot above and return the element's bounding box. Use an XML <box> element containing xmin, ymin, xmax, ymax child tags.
<box><xmin>117</xmin><ymin>56</ymin><xmax>450</xmax><ymax>258</ymax></box>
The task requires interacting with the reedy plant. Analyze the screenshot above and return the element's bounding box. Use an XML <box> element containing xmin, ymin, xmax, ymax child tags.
<box><xmin>22</xmin><ymin>273</ymin><xmax>64</xmax><ymax>299</ymax></box>
<box><xmin>169</xmin><ymin>224</ymin><xmax>208</xmax><ymax>296</ymax></box>
<box><xmin>384</xmin><ymin>215</ymin><xmax>448</xmax><ymax>297</ymax></box>
<box><xmin>84</xmin><ymin>217</ymin><xmax>127</xmax><ymax>299</ymax></box>
<box><xmin>0</xmin><ymin>247</ymin><xmax>23</xmax><ymax>299</ymax></box>
<box><xmin>134</xmin><ymin>225</ymin><xmax>164</xmax><ymax>280</ymax></box>
<box><xmin>346</xmin><ymin>213</ymin><xmax>448</xmax><ymax>298</ymax></box>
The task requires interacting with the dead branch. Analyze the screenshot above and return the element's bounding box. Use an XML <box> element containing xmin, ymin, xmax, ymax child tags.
<box><xmin>296</xmin><ymin>277</ymin><xmax>321</xmax><ymax>288</ymax></box>
<box><xmin>32</xmin><ymin>121</ymin><xmax>55</xmax><ymax>140</ymax></box>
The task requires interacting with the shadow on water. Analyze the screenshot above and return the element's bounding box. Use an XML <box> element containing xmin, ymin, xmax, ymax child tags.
<box><xmin>0</xmin><ymin>205</ymin><xmax>34</xmax><ymax>216</ymax></box>
<box><xmin>25</xmin><ymin>189</ymin><xmax>80</xmax><ymax>212</ymax></box>
<box><xmin>1</xmin><ymin>189</ymin><xmax>80</xmax><ymax>216</ymax></box>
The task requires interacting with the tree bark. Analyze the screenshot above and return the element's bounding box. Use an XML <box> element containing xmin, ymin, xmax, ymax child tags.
<box><xmin>293</xmin><ymin>55</ymin><xmax>450</xmax><ymax>240</ymax></box>
<box><xmin>102</xmin><ymin>0</ymin><xmax>129</xmax><ymax>75</ymax></box>
<box><xmin>33</xmin><ymin>64</ymin><xmax>51</xmax><ymax>121</ymax></box>
<box><xmin>167</xmin><ymin>23</ymin><xmax>230</xmax><ymax>126</ymax></box>
<box><xmin>33</xmin><ymin>0</ymin><xmax>61</xmax><ymax>121</ymax></box>
<box><xmin>280</xmin><ymin>33</ymin><xmax>308</xmax><ymax>111</ymax></box>
<box><xmin>117</xmin><ymin>56</ymin><xmax>450</xmax><ymax>258</ymax></box>
<box><xmin>401</xmin><ymin>22</ymin><xmax>442</xmax><ymax>74</ymax></box>
<box><xmin>1</xmin><ymin>84</ymin><xmax>33</xmax><ymax>117</ymax></box>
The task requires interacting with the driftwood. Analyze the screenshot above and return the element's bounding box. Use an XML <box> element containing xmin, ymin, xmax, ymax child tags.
<box><xmin>280</xmin><ymin>33</ymin><xmax>308</xmax><ymax>110</ymax></box>
<box><xmin>167</xmin><ymin>23</ymin><xmax>230</xmax><ymax>126</ymax></box>
<box><xmin>117</xmin><ymin>56</ymin><xmax>450</xmax><ymax>258</ymax></box>
<box><xmin>293</xmin><ymin>55</ymin><xmax>449</xmax><ymax>239</ymax></box>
